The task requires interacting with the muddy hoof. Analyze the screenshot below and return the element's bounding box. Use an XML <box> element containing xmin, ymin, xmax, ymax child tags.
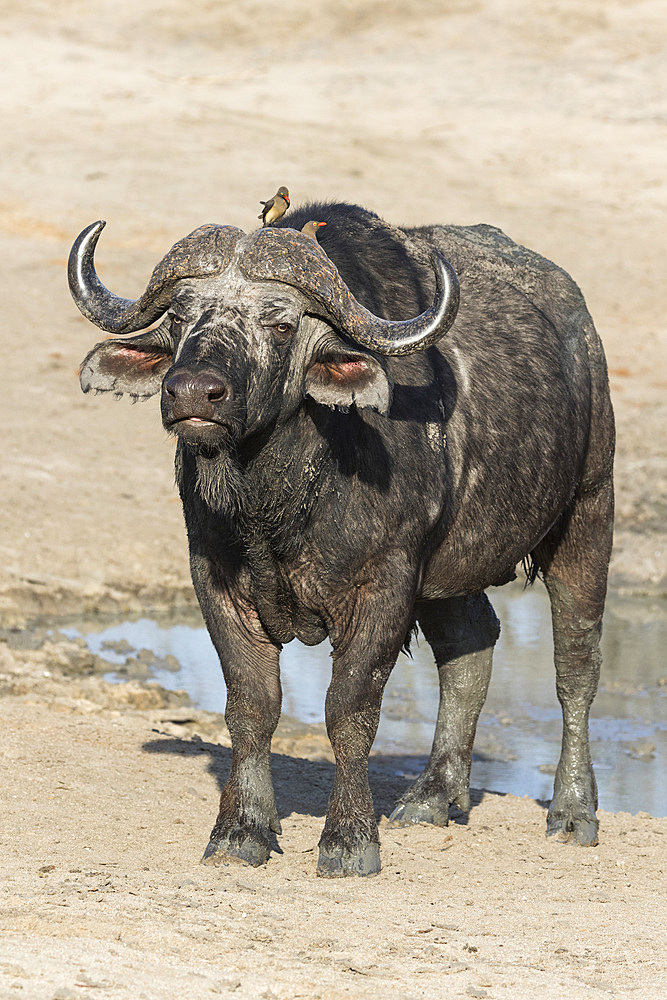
<box><xmin>317</xmin><ymin>842</ymin><xmax>381</xmax><ymax>878</ymax></box>
<box><xmin>388</xmin><ymin>799</ymin><xmax>451</xmax><ymax>827</ymax></box>
<box><xmin>201</xmin><ymin>832</ymin><xmax>270</xmax><ymax>868</ymax></box>
<box><xmin>546</xmin><ymin>811</ymin><xmax>599</xmax><ymax>846</ymax></box>
<box><xmin>389</xmin><ymin>785</ymin><xmax>469</xmax><ymax>827</ymax></box>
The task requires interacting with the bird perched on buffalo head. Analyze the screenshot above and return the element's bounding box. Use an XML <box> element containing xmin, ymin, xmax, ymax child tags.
<box><xmin>301</xmin><ymin>220</ymin><xmax>327</xmax><ymax>241</ymax></box>
<box><xmin>258</xmin><ymin>186</ymin><xmax>290</xmax><ymax>226</ymax></box>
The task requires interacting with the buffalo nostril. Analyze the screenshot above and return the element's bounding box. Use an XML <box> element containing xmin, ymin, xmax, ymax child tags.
<box><xmin>164</xmin><ymin>373</ymin><xmax>187</xmax><ymax>399</ymax></box>
<box><xmin>163</xmin><ymin>370</ymin><xmax>230</xmax><ymax>412</ymax></box>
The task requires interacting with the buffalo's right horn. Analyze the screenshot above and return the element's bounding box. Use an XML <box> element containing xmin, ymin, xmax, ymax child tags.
<box><xmin>240</xmin><ymin>227</ymin><xmax>460</xmax><ymax>356</ymax></box>
<box><xmin>68</xmin><ymin>221</ymin><xmax>244</xmax><ymax>334</ymax></box>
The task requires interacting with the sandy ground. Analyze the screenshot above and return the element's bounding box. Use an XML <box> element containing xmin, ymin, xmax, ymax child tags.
<box><xmin>1</xmin><ymin>1</ymin><xmax>666</xmax><ymax>997</ymax></box>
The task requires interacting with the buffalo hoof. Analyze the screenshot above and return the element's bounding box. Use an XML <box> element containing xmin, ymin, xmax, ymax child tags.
<box><xmin>201</xmin><ymin>830</ymin><xmax>270</xmax><ymax>868</ymax></box>
<box><xmin>546</xmin><ymin>810</ymin><xmax>599</xmax><ymax>846</ymax></box>
<box><xmin>388</xmin><ymin>799</ymin><xmax>451</xmax><ymax>827</ymax></box>
<box><xmin>388</xmin><ymin>787</ymin><xmax>469</xmax><ymax>827</ymax></box>
<box><xmin>317</xmin><ymin>842</ymin><xmax>381</xmax><ymax>878</ymax></box>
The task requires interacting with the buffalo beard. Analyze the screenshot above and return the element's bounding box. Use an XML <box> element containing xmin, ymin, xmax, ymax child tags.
<box><xmin>175</xmin><ymin>440</ymin><xmax>247</xmax><ymax>517</ymax></box>
<box><xmin>194</xmin><ymin>449</ymin><xmax>247</xmax><ymax>515</ymax></box>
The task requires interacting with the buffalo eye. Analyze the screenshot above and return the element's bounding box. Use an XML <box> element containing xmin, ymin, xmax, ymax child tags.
<box><xmin>169</xmin><ymin>313</ymin><xmax>183</xmax><ymax>327</ymax></box>
<box><xmin>273</xmin><ymin>322</ymin><xmax>293</xmax><ymax>341</ymax></box>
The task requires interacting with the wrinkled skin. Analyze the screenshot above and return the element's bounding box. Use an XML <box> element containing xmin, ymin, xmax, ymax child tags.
<box><xmin>77</xmin><ymin>203</ymin><xmax>614</xmax><ymax>875</ymax></box>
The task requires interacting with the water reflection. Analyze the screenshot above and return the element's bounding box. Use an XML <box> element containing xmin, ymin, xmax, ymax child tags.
<box><xmin>75</xmin><ymin>586</ymin><xmax>666</xmax><ymax>816</ymax></box>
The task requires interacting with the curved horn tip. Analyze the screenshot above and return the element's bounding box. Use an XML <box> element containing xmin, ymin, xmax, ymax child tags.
<box><xmin>77</xmin><ymin>219</ymin><xmax>106</xmax><ymax>243</ymax></box>
<box><xmin>435</xmin><ymin>250</ymin><xmax>460</xmax><ymax>295</ymax></box>
<box><xmin>69</xmin><ymin>220</ymin><xmax>107</xmax><ymax>274</ymax></box>
<box><xmin>68</xmin><ymin>219</ymin><xmax>144</xmax><ymax>333</ymax></box>
<box><xmin>337</xmin><ymin>248</ymin><xmax>459</xmax><ymax>357</ymax></box>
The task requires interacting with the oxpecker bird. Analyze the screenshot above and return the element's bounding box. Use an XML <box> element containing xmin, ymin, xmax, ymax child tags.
<box><xmin>258</xmin><ymin>186</ymin><xmax>290</xmax><ymax>226</ymax></box>
<box><xmin>301</xmin><ymin>221</ymin><xmax>327</xmax><ymax>240</ymax></box>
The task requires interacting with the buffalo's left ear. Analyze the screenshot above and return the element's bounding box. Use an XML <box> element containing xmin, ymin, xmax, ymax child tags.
<box><xmin>79</xmin><ymin>323</ymin><xmax>174</xmax><ymax>399</ymax></box>
<box><xmin>305</xmin><ymin>350</ymin><xmax>392</xmax><ymax>414</ymax></box>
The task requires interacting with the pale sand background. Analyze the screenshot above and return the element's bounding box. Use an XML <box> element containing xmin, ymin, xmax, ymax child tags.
<box><xmin>0</xmin><ymin>2</ymin><xmax>665</xmax><ymax>998</ymax></box>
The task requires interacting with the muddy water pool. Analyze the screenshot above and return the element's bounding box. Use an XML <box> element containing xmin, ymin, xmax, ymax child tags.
<box><xmin>63</xmin><ymin>586</ymin><xmax>666</xmax><ymax>816</ymax></box>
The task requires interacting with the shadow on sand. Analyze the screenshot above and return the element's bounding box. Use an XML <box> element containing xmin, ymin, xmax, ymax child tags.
<box><xmin>142</xmin><ymin>731</ymin><xmax>502</xmax><ymax>826</ymax></box>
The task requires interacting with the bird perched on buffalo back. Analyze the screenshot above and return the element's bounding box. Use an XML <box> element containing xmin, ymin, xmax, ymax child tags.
<box><xmin>301</xmin><ymin>221</ymin><xmax>327</xmax><ymax>241</ymax></box>
<box><xmin>258</xmin><ymin>186</ymin><xmax>290</xmax><ymax>226</ymax></box>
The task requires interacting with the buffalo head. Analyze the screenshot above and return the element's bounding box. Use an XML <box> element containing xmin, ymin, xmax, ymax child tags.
<box><xmin>71</xmin><ymin>222</ymin><xmax>459</xmax><ymax>452</ymax></box>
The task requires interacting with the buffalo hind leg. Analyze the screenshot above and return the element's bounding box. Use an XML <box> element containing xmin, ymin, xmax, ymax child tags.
<box><xmin>534</xmin><ymin>479</ymin><xmax>614</xmax><ymax>846</ymax></box>
<box><xmin>389</xmin><ymin>593</ymin><xmax>499</xmax><ymax>827</ymax></box>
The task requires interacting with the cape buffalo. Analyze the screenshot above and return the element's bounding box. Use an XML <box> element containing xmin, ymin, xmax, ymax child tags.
<box><xmin>69</xmin><ymin>201</ymin><xmax>614</xmax><ymax>876</ymax></box>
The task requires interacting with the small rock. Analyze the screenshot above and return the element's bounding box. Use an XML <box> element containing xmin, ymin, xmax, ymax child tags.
<box><xmin>0</xmin><ymin>965</ymin><xmax>26</xmax><ymax>979</ymax></box>
<box><xmin>346</xmin><ymin>964</ymin><xmax>373</xmax><ymax>976</ymax></box>
<box><xmin>442</xmin><ymin>962</ymin><xmax>469</xmax><ymax>974</ymax></box>
<box><xmin>626</xmin><ymin>740</ymin><xmax>656</xmax><ymax>759</ymax></box>
<box><xmin>100</xmin><ymin>638</ymin><xmax>134</xmax><ymax>655</ymax></box>
<box><xmin>136</xmin><ymin>647</ymin><xmax>158</xmax><ymax>664</ymax></box>
<box><xmin>76</xmin><ymin>974</ymin><xmax>113</xmax><ymax>988</ymax></box>
<box><xmin>586</xmin><ymin>979</ymin><xmax>617</xmax><ymax>992</ymax></box>
<box><xmin>234</xmin><ymin>881</ymin><xmax>257</xmax><ymax>894</ymax></box>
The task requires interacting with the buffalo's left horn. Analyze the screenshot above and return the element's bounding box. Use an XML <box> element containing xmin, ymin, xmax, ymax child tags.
<box><xmin>68</xmin><ymin>221</ymin><xmax>244</xmax><ymax>334</ymax></box>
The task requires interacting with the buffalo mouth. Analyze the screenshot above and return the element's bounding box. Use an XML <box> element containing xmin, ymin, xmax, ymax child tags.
<box><xmin>163</xmin><ymin>414</ymin><xmax>237</xmax><ymax>448</ymax></box>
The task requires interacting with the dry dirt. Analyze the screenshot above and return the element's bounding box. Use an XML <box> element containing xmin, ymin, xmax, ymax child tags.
<box><xmin>1</xmin><ymin>2</ymin><xmax>665</xmax><ymax>998</ymax></box>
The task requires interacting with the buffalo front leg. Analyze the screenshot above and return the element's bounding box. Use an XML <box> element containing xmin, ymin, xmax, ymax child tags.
<box><xmin>318</xmin><ymin>577</ymin><xmax>417</xmax><ymax>877</ymax></box>
<box><xmin>389</xmin><ymin>593</ymin><xmax>499</xmax><ymax>827</ymax></box>
<box><xmin>192</xmin><ymin>560</ymin><xmax>282</xmax><ymax>868</ymax></box>
<box><xmin>202</xmin><ymin>643</ymin><xmax>282</xmax><ymax>867</ymax></box>
<box><xmin>317</xmin><ymin>653</ymin><xmax>397</xmax><ymax>878</ymax></box>
<box><xmin>534</xmin><ymin>479</ymin><xmax>614</xmax><ymax>846</ymax></box>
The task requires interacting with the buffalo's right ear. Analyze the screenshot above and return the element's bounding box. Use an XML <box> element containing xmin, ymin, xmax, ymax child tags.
<box><xmin>79</xmin><ymin>322</ymin><xmax>174</xmax><ymax>399</ymax></box>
